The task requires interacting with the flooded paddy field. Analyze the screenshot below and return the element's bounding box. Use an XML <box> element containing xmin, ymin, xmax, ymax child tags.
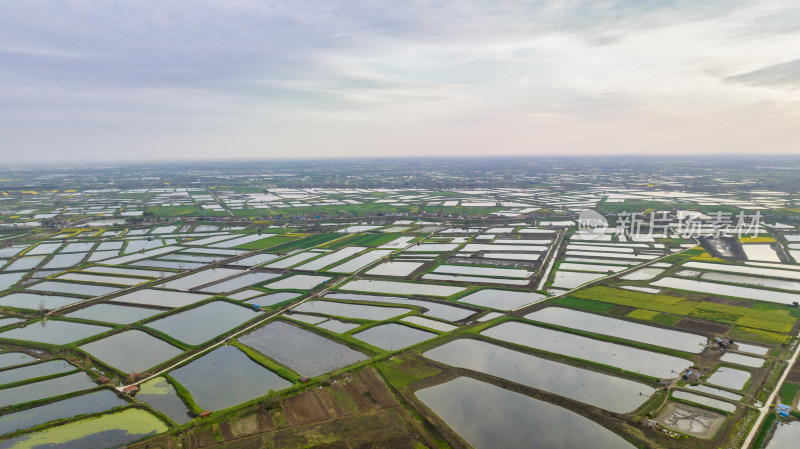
<box><xmin>264</xmin><ymin>274</ymin><xmax>331</xmax><ymax>290</ymax></box>
<box><xmin>135</xmin><ymin>377</ymin><xmax>192</xmax><ymax>424</ymax></box>
<box><xmin>353</xmin><ymin>323</ymin><xmax>436</xmax><ymax>350</ymax></box>
<box><xmin>766</xmin><ymin>420</ymin><xmax>800</xmax><ymax>448</ymax></box>
<box><xmin>325</xmin><ymin>292</ymin><xmax>476</xmax><ymax>321</ymax></box>
<box><xmin>416</xmin><ymin>377</ymin><xmax>635</xmax><ymax>449</ymax></box>
<box><xmin>0</xmin><ymin>407</ymin><xmax>168</xmax><ymax>449</ymax></box>
<box><xmin>340</xmin><ymin>279</ymin><xmax>465</xmax><ymax>297</ymax></box>
<box><xmin>457</xmin><ymin>289</ymin><xmax>544</xmax><ymax>310</ymax></box>
<box><xmin>0</xmin><ymin>360</ymin><xmax>76</xmax><ymax>387</ymax></box>
<box><xmin>25</xmin><ymin>281</ymin><xmax>119</xmax><ymax>297</ymax></box>
<box><xmin>671</xmin><ymin>391</ymin><xmax>737</xmax><ymax>413</ymax></box>
<box><xmin>0</xmin><ymin>390</ymin><xmax>127</xmax><ymax>436</ymax></box>
<box><xmin>424</xmin><ymin>339</ymin><xmax>653</xmax><ymax>412</ymax></box>
<box><xmin>0</xmin><ymin>320</ymin><xmax>111</xmax><ymax>345</ymax></box>
<box><xmin>482</xmin><ymin>321</ymin><xmax>691</xmax><ymax>377</ymax></box>
<box><xmin>0</xmin><ymin>353</ymin><xmax>37</xmax><ymax>369</ymax></box>
<box><xmin>706</xmin><ymin>367</ymin><xmax>752</xmax><ymax>390</ymax></box>
<box><xmin>169</xmin><ymin>346</ymin><xmax>291</xmax><ymax>411</ymax></box>
<box><xmin>0</xmin><ymin>372</ymin><xmax>97</xmax><ymax>408</ymax></box>
<box><xmin>109</xmin><ymin>289</ymin><xmax>210</xmax><ymax>308</ymax></box>
<box><xmin>524</xmin><ymin>307</ymin><xmax>707</xmax><ymax>353</ymax></box>
<box><xmin>78</xmin><ymin>330</ymin><xmax>183</xmax><ymax>374</ymax></box>
<box><xmin>244</xmin><ymin>291</ymin><xmax>301</xmax><ymax>306</ymax></box>
<box><xmin>0</xmin><ymin>292</ymin><xmax>84</xmax><ymax>310</ymax></box>
<box><xmin>65</xmin><ymin>304</ymin><xmax>163</xmax><ymax>324</ymax></box>
<box><xmin>290</xmin><ymin>300</ymin><xmax>411</xmax><ymax>321</ymax></box>
<box><xmin>145</xmin><ymin>301</ymin><xmax>258</xmax><ymax>345</ymax></box>
<box><xmin>239</xmin><ymin>321</ymin><xmax>368</xmax><ymax>377</ymax></box>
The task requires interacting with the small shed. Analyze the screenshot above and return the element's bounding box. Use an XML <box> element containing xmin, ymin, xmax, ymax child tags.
<box><xmin>299</xmin><ymin>376</ymin><xmax>310</xmax><ymax>383</ymax></box>
<box><xmin>683</xmin><ymin>369</ymin><xmax>702</xmax><ymax>381</ymax></box>
<box><xmin>777</xmin><ymin>404</ymin><xmax>791</xmax><ymax>418</ymax></box>
<box><xmin>96</xmin><ymin>375</ymin><xmax>110</xmax><ymax>384</ymax></box>
<box><xmin>641</xmin><ymin>418</ymin><xmax>658</xmax><ymax>429</ymax></box>
<box><xmin>199</xmin><ymin>411</ymin><xmax>212</xmax><ymax>418</ymax></box>
<box><xmin>122</xmin><ymin>385</ymin><xmax>140</xmax><ymax>395</ymax></box>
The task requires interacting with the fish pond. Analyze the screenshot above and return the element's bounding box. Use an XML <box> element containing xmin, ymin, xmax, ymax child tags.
<box><xmin>0</xmin><ymin>407</ymin><xmax>168</xmax><ymax>449</ymax></box>
<box><xmin>424</xmin><ymin>339</ymin><xmax>653</xmax><ymax>412</ymax></box>
<box><xmin>291</xmin><ymin>300</ymin><xmax>411</xmax><ymax>321</ymax></box>
<box><xmin>79</xmin><ymin>330</ymin><xmax>183</xmax><ymax>374</ymax></box>
<box><xmin>481</xmin><ymin>322</ymin><xmax>691</xmax><ymax>378</ymax></box>
<box><xmin>146</xmin><ymin>301</ymin><xmax>258</xmax><ymax>346</ymax></box>
<box><xmin>524</xmin><ymin>307</ymin><xmax>706</xmax><ymax>353</ymax></box>
<box><xmin>240</xmin><ymin>321</ymin><xmax>368</xmax><ymax>377</ymax></box>
<box><xmin>136</xmin><ymin>377</ymin><xmax>192</xmax><ymax>425</ymax></box>
<box><xmin>169</xmin><ymin>346</ymin><xmax>291</xmax><ymax>411</ymax></box>
<box><xmin>415</xmin><ymin>377</ymin><xmax>634</xmax><ymax>449</ymax></box>
<box><xmin>0</xmin><ymin>320</ymin><xmax>110</xmax><ymax>345</ymax></box>
<box><xmin>0</xmin><ymin>390</ymin><xmax>127</xmax><ymax>436</ymax></box>
<box><xmin>352</xmin><ymin>323</ymin><xmax>436</xmax><ymax>351</ymax></box>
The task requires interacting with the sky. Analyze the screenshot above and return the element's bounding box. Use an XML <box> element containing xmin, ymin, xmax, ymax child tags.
<box><xmin>1</xmin><ymin>0</ymin><xmax>799</xmax><ymax>163</ymax></box>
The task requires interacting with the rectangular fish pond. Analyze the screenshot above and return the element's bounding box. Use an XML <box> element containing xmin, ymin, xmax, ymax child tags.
<box><xmin>415</xmin><ymin>377</ymin><xmax>634</xmax><ymax>449</ymax></box>
<box><xmin>145</xmin><ymin>301</ymin><xmax>259</xmax><ymax>346</ymax></box>
<box><xmin>239</xmin><ymin>321</ymin><xmax>368</xmax><ymax>377</ymax></box>
<box><xmin>169</xmin><ymin>345</ymin><xmax>291</xmax><ymax>411</ymax></box>
<box><xmin>424</xmin><ymin>339</ymin><xmax>653</xmax><ymax>413</ymax></box>
<box><xmin>481</xmin><ymin>321</ymin><xmax>691</xmax><ymax>378</ymax></box>
<box><xmin>0</xmin><ymin>407</ymin><xmax>168</xmax><ymax>449</ymax></box>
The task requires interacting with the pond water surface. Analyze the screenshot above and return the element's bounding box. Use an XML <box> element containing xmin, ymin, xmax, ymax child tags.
<box><xmin>136</xmin><ymin>377</ymin><xmax>192</xmax><ymax>424</ymax></box>
<box><xmin>240</xmin><ymin>321</ymin><xmax>367</xmax><ymax>377</ymax></box>
<box><xmin>424</xmin><ymin>339</ymin><xmax>653</xmax><ymax>412</ymax></box>
<box><xmin>169</xmin><ymin>346</ymin><xmax>291</xmax><ymax>411</ymax></box>
<box><xmin>0</xmin><ymin>407</ymin><xmax>168</xmax><ymax>449</ymax></box>
<box><xmin>415</xmin><ymin>377</ymin><xmax>634</xmax><ymax>449</ymax></box>
<box><xmin>0</xmin><ymin>390</ymin><xmax>127</xmax><ymax>436</ymax></box>
<box><xmin>481</xmin><ymin>322</ymin><xmax>691</xmax><ymax>378</ymax></box>
<box><xmin>146</xmin><ymin>301</ymin><xmax>258</xmax><ymax>345</ymax></box>
<box><xmin>352</xmin><ymin>323</ymin><xmax>436</xmax><ymax>350</ymax></box>
<box><xmin>79</xmin><ymin>330</ymin><xmax>183</xmax><ymax>374</ymax></box>
<box><xmin>524</xmin><ymin>307</ymin><xmax>706</xmax><ymax>353</ymax></box>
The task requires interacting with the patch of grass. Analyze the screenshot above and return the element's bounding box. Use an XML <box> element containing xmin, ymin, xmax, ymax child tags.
<box><xmin>572</xmin><ymin>286</ymin><xmax>797</xmax><ymax>333</ymax></box>
<box><xmin>376</xmin><ymin>356</ymin><xmax>440</xmax><ymax>388</ymax></box>
<box><xmin>625</xmin><ymin>309</ymin><xmax>660</xmax><ymax>321</ymax></box>
<box><xmin>729</xmin><ymin>326</ymin><xmax>789</xmax><ymax>345</ymax></box>
<box><xmin>269</xmin><ymin>233</ymin><xmax>342</xmax><ymax>251</ymax></box>
<box><xmin>550</xmin><ymin>296</ymin><xmax>614</xmax><ymax>312</ymax></box>
<box><xmin>235</xmin><ymin>235</ymin><xmax>296</xmax><ymax>250</ymax></box>
<box><xmin>326</xmin><ymin>233</ymin><xmax>400</xmax><ymax>248</ymax></box>
<box><xmin>780</xmin><ymin>382</ymin><xmax>800</xmax><ymax>406</ymax></box>
<box><xmin>691</xmin><ymin>251</ymin><xmax>725</xmax><ymax>262</ymax></box>
<box><xmin>740</xmin><ymin>236</ymin><xmax>775</xmax><ymax>243</ymax></box>
<box><xmin>752</xmin><ymin>413</ymin><xmax>777</xmax><ymax>449</ymax></box>
<box><xmin>148</xmin><ymin>205</ymin><xmax>200</xmax><ymax>217</ymax></box>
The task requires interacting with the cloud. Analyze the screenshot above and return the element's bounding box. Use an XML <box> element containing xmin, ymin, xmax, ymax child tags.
<box><xmin>0</xmin><ymin>0</ymin><xmax>799</xmax><ymax>163</ymax></box>
<box><xmin>727</xmin><ymin>58</ymin><xmax>800</xmax><ymax>89</ymax></box>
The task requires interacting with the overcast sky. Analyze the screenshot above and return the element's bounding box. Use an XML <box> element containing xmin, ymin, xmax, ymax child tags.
<box><xmin>1</xmin><ymin>1</ymin><xmax>799</xmax><ymax>163</ymax></box>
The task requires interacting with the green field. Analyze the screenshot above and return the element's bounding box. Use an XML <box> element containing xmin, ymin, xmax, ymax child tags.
<box><xmin>235</xmin><ymin>235</ymin><xmax>297</xmax><ymax>250</ymax></box>
<box><xmin>326</xmin><ymin>233</ymin><xmax>401</xmax><ymax>249</ymax></box>
<box><xmin>571</xmin><ymin>286</ymin><xmax>796</xmax><ymax>335</ymax></box>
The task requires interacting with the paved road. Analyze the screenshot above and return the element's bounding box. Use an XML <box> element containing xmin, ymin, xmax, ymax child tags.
<box><xmin>741</xmin><ymin>338</ymin><xmax>800</xmax><ymax>448</ymax></box>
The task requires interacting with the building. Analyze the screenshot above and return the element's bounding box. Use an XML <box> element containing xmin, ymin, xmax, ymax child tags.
<box><xmin>777</xmin><ymin>404</ymin><xmax>791</xmax><ymax>418</ymax></box>
<box><xmin>641</xmin><ymin>419</ymin><xmax>658</xmax><ymax>429</ymax></box>
<box><xmin>683</xmin><ymin>369</ymin><xmax>702</xmax><ymax>382</ymax></box>
<box><xmin>122</xmin><ymin>385</ymin><xmax>139</xmax><ymax>395</ymax></box>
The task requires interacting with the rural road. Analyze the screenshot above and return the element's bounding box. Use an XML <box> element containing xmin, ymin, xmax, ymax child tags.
<box><xmin>741</xmin><ymin>337</ymin><xmax>800</xmax><ymax>449</ymax></box>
